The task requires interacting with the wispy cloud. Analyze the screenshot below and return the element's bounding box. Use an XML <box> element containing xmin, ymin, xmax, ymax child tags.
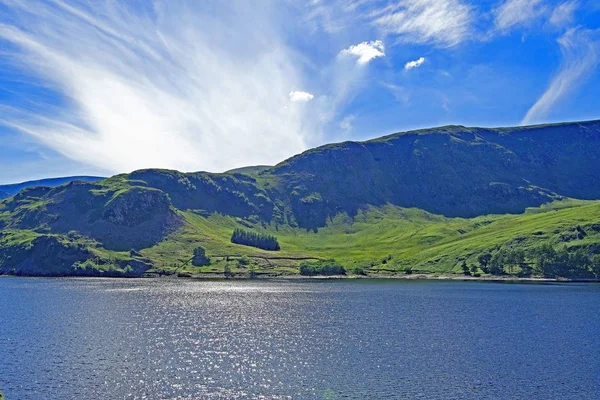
<box><xmin>373</xmin><ymin>0</ymin><xmax>473</xmax><ymax>47</ymax></box>
<box><xmin>289</xmin><ymin>91</ymin><xmax>314</xmax><ymax>102</ymax></box>
<box><xmin>339</xmin><ymin>114</ymin><xmax>356</xmax><ymax>135</ymax></box>
<box><xmin>494</xmin><ymin>0</ymin><xmax>546</xmax><ymax>31</ymax></box>
<box><xmin>0</xmin><ymin>1</ymin><xmax>315</xmax><ymax>174</ymax></box>
<box><xmin>522</xmin><ymin>28</ymin><xmax>598</xmax><ymax>125</ymax></box>
<box><xmin>549</xmin><ymin>1</ymin><xmax>578</xmax><ymax>27</ymax></box>
<box><xmin>340</xmin><ymin>40</ymin><xmax>385</xmax><ymax>64</ymax></box>
<box><xmin>405</xmin><ymin>57</ymin><xmax>426</xmax><ymax>70</ymax></box>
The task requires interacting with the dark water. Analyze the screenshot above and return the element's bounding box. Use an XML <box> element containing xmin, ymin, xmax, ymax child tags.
<box><xmin>0</xmin><ymin>278</ymin><xmax>599</xmax><ymax>399</ymax></box>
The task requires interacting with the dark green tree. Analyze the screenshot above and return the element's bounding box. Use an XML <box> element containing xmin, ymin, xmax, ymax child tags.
<box><xmin>532</xmin><ymin>243</ymin><xmax>556</xmax><ymax>276</ymax></box>
<box><xmin>192</xmin><ymin>246</ymin><xmax>211</xmax><ymax>266</ymax></box>
<box><xmin>461</xmin><ymin>261</ymin><xmax>471</xmax><ymax>276</ymax></box>
<box><xmin>249</xmin><ymin>264</ymin><xmax>257</xmax><ymax>278</ymax></box>
<box><xmin>478</xmin><ymin>253</ymin><xmax>492</xmax><ymax>273</ymax></box>
<box><xmin>591</xmin><ymin>255</ymin><xmax>600</xmax><ymax>279</ymax></box>
<box><xmin>489</xmin><ymin>250</ymin><xmax>506</xmax><ymax>275</ymax></box>
<box><xmin>238</xmin><ymin>255</ymin><xmax>250</xmax><ymax>267</ymax></box>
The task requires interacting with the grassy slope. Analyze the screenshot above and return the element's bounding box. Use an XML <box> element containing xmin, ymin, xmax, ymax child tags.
<box><xmin>140</xmin><ymin>199</ymin><xmax>600</xmax><ymax>275</ymax></box>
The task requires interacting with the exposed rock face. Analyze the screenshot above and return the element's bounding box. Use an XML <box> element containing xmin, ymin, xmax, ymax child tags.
<box><xmin>103</xmin><ymin>187</ymin><xmax>171</xmax><ymax>227</ymax></box>
<box><xmin>0</xmin><ymin>234</ymin><xmax>154</xmax><ymax>277</ymax></box>
<box><xmin>271</xmin><ymin>121</ymin><xmax>600</xmax><ymax>228</ymax></box>
<box><xmin>128</xmin><ymin>169</ymin><xmax>275</xmax><ymax>221</ymax></box>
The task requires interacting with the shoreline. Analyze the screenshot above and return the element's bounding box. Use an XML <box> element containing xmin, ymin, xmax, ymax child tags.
<box><xmin>183</xmin><ymin>273</ymin><xmax>599</xmax><ymax>283</ymax></box>
<box><xmin>1</xmin><ymin>272</ymin><xmax>598</xmax><ymax>283</ymax></box>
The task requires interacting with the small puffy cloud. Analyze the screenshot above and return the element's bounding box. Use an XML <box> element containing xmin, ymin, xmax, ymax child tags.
<box><xmin>405</xmin><ymin>57</ymin><xmax>426</xmax><ymax>70</ymax></box>
<box><xmin>289</xmin><ymin>91</ymin><xmax>314</xmax><ymax>102</ymax></box>
<box><xmin>340</xmin><ymin>40</ymin><xmax>385</xmax><ymax>64</ymax></box>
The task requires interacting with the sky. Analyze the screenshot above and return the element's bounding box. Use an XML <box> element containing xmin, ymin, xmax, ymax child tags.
<box><xmin>0</xmin><ymin>0</ymin><xmax>599</xmax><ymax>184</ymax></box>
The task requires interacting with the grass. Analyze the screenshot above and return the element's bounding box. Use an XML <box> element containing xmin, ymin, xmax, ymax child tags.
<box><xmin>138</xmin><ymin>199</ymin><xmax>600</xmax><ymax>275</ymax></box>
<box><xmin>3</xmin><ymin>168</ymin><xmax>600</xmax><ymax>277</ymax></box>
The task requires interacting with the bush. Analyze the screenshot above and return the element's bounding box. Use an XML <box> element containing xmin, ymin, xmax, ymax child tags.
<box><xmin>231</xmin><ymin>228</ymin><xmax>280</xmax><ymax>251</ymax></box>
<box><xmin>461</xmin><ymin>261</ymin><xmax>471</xmax><ymax>276</ymax></box>
<box><xmin>299</xmin><ymin>260</ymin><xmax>345</xmax><ymax>276</ymax></box>
<box><xmin>238</xmin><ymin>255</ymin><xmax>250</xmax><ymax>267</ymax></box>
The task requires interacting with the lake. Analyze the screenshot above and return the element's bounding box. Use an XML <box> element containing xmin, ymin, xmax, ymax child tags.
<box><xmin>0</xmin><ymin>278</ymin><xmax>598</xmax><ymax>399</ymax></box>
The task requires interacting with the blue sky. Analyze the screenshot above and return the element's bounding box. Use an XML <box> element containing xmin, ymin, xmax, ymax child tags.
<box><xmin>0</xmin><ymin>0</ymin><xmax>599</xmax><ymax>183</ymax></box>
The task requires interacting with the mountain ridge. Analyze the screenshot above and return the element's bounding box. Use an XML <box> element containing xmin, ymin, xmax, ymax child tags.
<box><xmin>1</xmin><ymin>119</ymin><xmax>600</xmax><ymax>277</ymax></box>
<box><xmin>0</xmin><ymin>176</ymin><xmax>105</xmax><ymax>200</ymax></box>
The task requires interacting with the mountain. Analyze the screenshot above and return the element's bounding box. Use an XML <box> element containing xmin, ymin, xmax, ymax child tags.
<box><xmin>0</xmin><ymin>176</ymin><xmax>105</xmax><ymax>200</ymax></box>
<box><xmin>1</xmin><ymin>120</ymin><xmax>600</xmax><ymax>277</ymax></box>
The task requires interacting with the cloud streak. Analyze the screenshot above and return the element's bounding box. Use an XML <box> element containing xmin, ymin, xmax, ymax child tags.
<box><xmin>0</xmin><ymin>1</ymin><xmax>314</xmax><ymax>174</ymax></box>
<box><xmin>374</xmin><ymin>0</ymin><xmax>473</xmax><ymax>47</ymax></box>
<box><xmin>522</xmin><ymin>28</ymin><xmax>598</xmax><ymax>125</ymax></box>
<box><xmin>549</xmin><ymin>1</ymin><xmax>578</xmax><ymax>27</ymax></box>
<box><xmin>494</xmin><ymin>0</ymin><xmax>546</xmax><ymax>31</ymax></box>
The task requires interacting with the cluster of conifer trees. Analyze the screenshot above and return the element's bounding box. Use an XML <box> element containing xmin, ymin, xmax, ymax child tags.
<box><xmin>231</xmin><ymin>228</ymin><xmax>280</xmax><ymax>251</ymax></box>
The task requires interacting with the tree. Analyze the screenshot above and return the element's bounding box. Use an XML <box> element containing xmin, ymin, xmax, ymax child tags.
<box><xmin>503</xmin><ymin>248</ymin><xmax>525</xmax><ymax>274</ymax></box>
<box><xmin>470</xmin><ymin>264</ymin><xmax>478</xmax><ymax>275</ymax></box>
<box><xmin>192</xmin><ymin>246</ymin><xmax>211</xmax><ymax>266</ymax></box>
<box><xmin>249</xmin><ymin>264</ymin><xmax>257</xmax><ymax>278</ymax></box>
<box><xmin>489</xmin><ymin>250</ymin><xmax>506</xmax><ymax>275</ymax></box>
<box><xmin>591</xmin><ymin>255</ymin><xmax>600</xmax><ymax>279</ymax></box>
<box><xmin>224</xmin><ymin>264</ymin><xmax>233</xmax><ymax>278</ymax></box>
<box><xmin>532</xmin><ymin>244</ymin><xmax>556</xmax><ymax>276</ymax></box>
<box><xmin>478</xmin><ymin>253</ymin><xmax>492</xmax><ymax>273</ymax></box>
<box><xmin>568</xmin><ymin>248</ymin><xmax>591</xmax><ymax>278</ymax></box>
<box><xmin>461</xmin><ymin>261</ymin><xmax>471</xmax><ymax>276</ymax></box>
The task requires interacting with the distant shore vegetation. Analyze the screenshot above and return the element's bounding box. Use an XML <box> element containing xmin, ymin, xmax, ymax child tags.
<box><xmin>299</xmin><ymin>260</ymin><xmax>345</xmax><ymax>276</ymax></box>
<box><xmin>464</xmin><ymin>243</ymin><xmax>600</xmax><ymax>279</ymax></box>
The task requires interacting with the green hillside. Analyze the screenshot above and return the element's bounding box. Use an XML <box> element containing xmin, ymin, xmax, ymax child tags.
<box><xmin>1</xmin><ymin>120</ymin><xmax>600</xmax><ymax>278</ymax></box>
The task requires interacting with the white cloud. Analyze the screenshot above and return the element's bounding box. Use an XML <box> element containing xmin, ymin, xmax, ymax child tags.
<box><xmin>549</xmin><ymin>1</ymin><xmax>578</xmax><ymax>27</ymax></box>
<box><xmin>405</xmin><ymin>57</ymin><xmax>426</xmax><ymax>70</ymax></box>
<box><xmin>289</xmin><ymin>91</ymin><xmax>314</xmax><ymax>102</ymax></box>
<box><xmin>0</xmin><ymin>1</ymin><xmax>313</xmax><ymax>174</ymax></box>
<box><xmin>340</xmin><ymin>40</ymin><xmax>385</xmax><ymax>64</ymax></box>
<box><xmin>522</xmin><ymin>28</ymin><xmax>598</xmax><ymax>125</ymax></box>
<box><xmin>494</xmin><ymin>0</ymin><xmax>546</xmax><ymax>31</ymax></box>
<box><xmin>374</xmin><ymin>0</ymin><xmax>473</xmax><ymax>47</ymax></box>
